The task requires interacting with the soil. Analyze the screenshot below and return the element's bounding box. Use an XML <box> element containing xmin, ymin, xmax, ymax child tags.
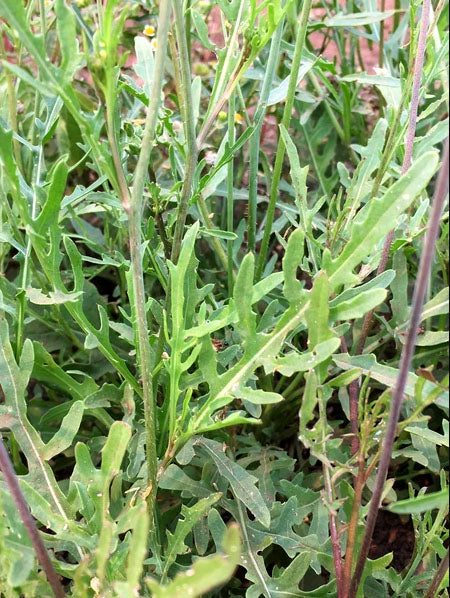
<box><xmin>368</xmin><ymin>510</ymin><xmax>416</xmax><ymax>572</ymax></box>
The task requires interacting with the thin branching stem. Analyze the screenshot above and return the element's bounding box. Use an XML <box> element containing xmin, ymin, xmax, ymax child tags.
<box><xmin>341</xmin><ymin>455</ymin><xmax>365</xmax><ymax>595</ymax></box>
<box><xmin>357</xmin><ymin>0</ymin><xmax>432</xmax><ymax>354</ymax></box>
<box><xmin>379</xmin><ymin>0</ymin><xmax>386</xmax><ymax>68</ymax></box>
<box><xmin>247</xmin><ymin>20</ymin><xmax>284</xmax><ymax>252</ymax></box>
<box><xmin>128</xmin><ymin>0</ymin><xmax>172</xmax><ymax>519</ymax></box>
<box><xmin>319</xmin><ymin>390</ymin><xmax>344</xmax><ymax>597</ymax></box>
<box><xmin>341</xmin><ymin>337</ymin><xmax>360</xmax><ymax>455</ymax></box>
<box><xmin>171</xmin><ymin>0</ymin><xmax>198</xmax><ymax>264</ymax></box>
<box><xmin>0</xmin><ymin>437</ymin><xmax>65</xmax><ymax>598</ymax></box>
<box><xmin>350</xmin><ymin>138</ymin><xmax>449</xmax><ymax>597</ymax></box>
<box><xmin>227</xmin><ymin>92</ymin><xmax>236</xmax><ymax>292</ymax></box>
<box><xmin>255</xmin><ymin>0</ymin><xmax>313</xmax><ymax>282</ymax></box>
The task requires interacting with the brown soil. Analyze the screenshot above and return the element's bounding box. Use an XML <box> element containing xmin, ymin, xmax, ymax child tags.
<box><xmin>369</xmin><ymin>510</ymin><xmax>415</xmax><ymax>572</ymax></box>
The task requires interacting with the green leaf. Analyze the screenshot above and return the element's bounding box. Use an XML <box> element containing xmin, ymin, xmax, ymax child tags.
<box><xmin>421</xmin><ymin>288</ymin><xmax>449</xmax><ymax>320</ymax></box>
<box><xmin>55</xmin><ymin>0</ymin><xmax>82</xmax><ymax>80</ymax></box>
<box><xmin>324</xmin><ymin>152</ymin><xmax>439</xmax><ymax>289</ymax></box>
<box><xmin>0</xmin><ymin>321</ymin><xmax>70</xmax><ymax>516</ymax></box>
<box><xmin>234</xmin><ymin>253</ymin><xmax>257</xmax><ymax>342</ymax></box>
<box><xmin>306</xmin><ymin>272</ymin><xmax>335</xmax><ymax>347</ymax></box>
<box><xmin>300</xmin><ymin>370</ymin><xmax>318</xmax><ymax>448</ymax></box>
<box><xmin>329</xmin><ymin>270</ymin><xmax>395</xmax><ymax>307</ymax></box>
<box><xmin>35</xmin><ymin>158</ymin><xmax>68</xmax><ymax>235</ymax></box>
<box><xmin>405</xmin><ymin>425</ymin><xmax>449</xmax><ymax>448</ymax></box>
<box><xmin>269</xmin><ymin>58</ymin><xmax>315</xmax><ymax>106</ymax></box>
<box><xmin>191</xmin><ymin>8</ymin><xmax>215</xmax><ymax>50</ymax></box>
<box><xmin>162</xmin><ymin>493</ymin><xmax>222</xmax><ymax>577</ymax></box>
<box><xmin>147</xmin><ymin>524</ymin><xmax>241</xmax><ymax>598</ymax></box>
<box><xmin>341</xmin><ymin>72</ymin><xmax>400</xmax><ymax>87</ymax></box>
<box><xmin>389</xmin><ymin>489</ymin><xmax>449</xmax><ymax>514</ymax></box>
<box><xmin>134</xmin><ymin>36</ymin><xmax>155</xmax><ymax>98</ymax></box>
<box><xmin>332</xmin><ymin>353</ymin><xmax>449</xmax><ymax>403</ymax></box>
<box><xmin>0</xmin><ymin>0</ymin><xmax>47</xmax><ymax>73</ymax></box>
<box><xmin>195</xmin><ymin>437</ymin><xmax>271</xmax><ymax>527</ymax></box>
<box><xmin>324</xmin><ymin>10</ymin><xmax>397</xmax><ymax>27</ymax></box>
<box><xmin>42</xmin><ymin>401</ymin><xmax>84</xmax><ymax>460</ymax></box>
<box><xmin>25</xmin><ymin>288</ymin><xmax>83</xmax><ymax>305</ymax></box>
<box><xmin>329</xmin><ymin>289</ymin><xmax>387</xmax><ymax>321</ymax></box>
<box><xmin>390</xmin><ymin>250</ymin><xmax>409</xmax><ymax>325</ymax></box>
<box><xmin>101</xmin><ymin>421</ymin><xmax>132</xmax><ymax>480</ymax></box>
<box><xmin>159</xmin><ymin>464</ymin><xmax>213</xmax><ymax>500</ymax></box>
<box><xmin>326</xmin><ymin>369</ymin><xmax>361</xmax><ymax>388</ymax></box>
<box><xmin>0</xmin><ymin>124</ymin><xmax>24</xmax><ymax>216</ymax></box>
<box><xmin>236</xmin><ymin>387</ymin><xmax>284</xmax><ymax>405</ymax></box>
<box><xmin>199</xmin><ymin>228</ymin><xmax>238</xmax><ymax>240</ymax></box>
<box><xmin>283</xmin><ymin>229</ymin><xmax>305</xmax><ymax>304</ymax></box>
<box><xmin>413</xmin><ymin>331</ymin><xmax>449</xmax><ymax>347</ymax></box>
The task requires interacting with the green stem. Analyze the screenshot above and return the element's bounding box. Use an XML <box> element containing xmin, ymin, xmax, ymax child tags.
<box><xmin>227</xmin><ymin>92</ymin><xmax>236</xmax><ymax>292</ymax></box>
<box><xmin>248</xmin><ymin>18</ymin><xmax>284</xmax><ymax>252</ymax></box>
<box><xmin>308</xmin><ymin>71</ymin><xmax>346</xmax><ymax>143</ymax></box>
<box><xmin>171</xmin><ymin>0</ymin><xmax>198</xmax><ymax>264</ymax></box>
<box><xmin>197</xmin><ymin>196</ymin><xmax>230</xmax><ymax>272</ymax></box>
<box><xmin>205</xmin><ymin>0</ymin><xmax>245</xmax><ymax>122</ymax></box>
<box><xmin>255</xmin><ymin>0</ymin><xmax>313</xmax><ymax>282</ymax></box>
<box><xmin>128</xmin><ymin>0</ymin><xmax>172</xmax><ymax>520</ymax></box>
<box><xmin>379</xmin><ymin>0</ymin><xmax>386</xmax><ymax>68</ymax></box>
<box><xmin>394</xmin><ymin>0</ymin><xmax>400</xmax><ymax>30</ymax></box>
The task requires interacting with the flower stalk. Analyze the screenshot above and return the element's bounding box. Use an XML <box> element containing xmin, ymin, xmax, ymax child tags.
<box><xmin>0</xmin><ymin>437</ymin><xmax>65</xmax><ymax>598</ymax></box>
<box><xmin>255</xmin><ymin>0</ymin><xmax>313</xmax><ymax>282</ymax></box>
<box><xmin>128</xmin><ymin>0</ymin><xmax>172</xmax><ymax>519</ymax></box>
<box><xmin>350</xmin><ymin>138</ymin><xmax>449</xmax><ymax>597</ymax></box>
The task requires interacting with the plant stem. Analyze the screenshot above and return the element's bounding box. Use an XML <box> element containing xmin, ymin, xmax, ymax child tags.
<box><xmin>341</xmin><ymin>455</ymin><xmax>365</xmax><ymax>596</ymax></box>
<box><xmin>128</xmin><ymin>0</ymin><xmax>172</xmax><ymax>519</ymax></box>
<box><xmin>425</xmin><ymin>549</ymin><xmax>449</xmax><ymax>598</ymax></box>
<box><xmin>227</xmin><ymin>92</ymin><xmax>236</xmax><ymax>292</ymax></box>
<box><xmin>247</xmin><ymin>20</ymin><xmax>285</xmax><ymax>252</ymax></box>
<box><xmin>379</xmin><ymin>0</ymin><xmax>386</xmax><ymax>68</ymax></box>
<box><xmin>203</xmin><ymin>0</ymin><xmax>245</xmax><ymax>126</ymax></box>
<box><xmin>0</xmin><ymin>437</ymin><xmax>65</xmax><ymax>598</ymax></box>
<box><xmin>340</xmin><ymin>337</ymin><xmax>360</xmax><ymax>455</ymax></box>
<box><xmin>357</xmin><ymin>0</ymin><xmax>432</xmax><ymax>354</ymax></box>
<box><xmin>255</xmin><ymin>0</ymin><xmax>313</xmax><ymax>282</ymax></box>
<box><xmin>171</xmin><ymin>0</ymin><xmax>198</xmax><ymax>264</ymax></box>
<box><xmin>308</xmin><ymin>71</ymin><xmax>346</xmax><ymax>144</ymax></box>
<box><xmin>196</xmin><ymin>195</ymin><xmax>230</xmax><ymax>272</ymax></box>
<box><xmin>350</xmin><ymin>138</ymin><xmax>449</xmax><ymax>598</ymax></box>
<box><xmin>394</xmin><ymin>0</ymin><xmax>401</xmax><ymax>30</ymax></box>
<box><xmin>319</xmin><ymin>390</ymin><xmax>344</xmax><ymax>597</ymax></box>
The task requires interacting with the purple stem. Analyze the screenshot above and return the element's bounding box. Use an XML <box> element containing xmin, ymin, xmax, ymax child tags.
<box><xmin>0</xmin><ymin>437</ymin><xmax>65</xmax><ymax>598</ymax></box>
<box><xmin>350</xmin><ymin>138</ymin><xmax>449</xmax><ymax>597</ymax></box>
<box><xmin>425</xmin><ymin>549</ymin><xmax>450</xmax><ymax>598</ymax></box>
<box><xmin>357</xmin><ymin>0</ymin><xmax>432</xmax><ymax>355</ymax></box>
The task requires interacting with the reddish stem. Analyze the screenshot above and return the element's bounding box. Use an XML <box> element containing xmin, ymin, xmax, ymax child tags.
<box><xmin>0</xmin><ymin>437</ymin><xmax>65</xmax><ymax>598</ymax></box>
<box><xmin>323</xmin><ymin>464</ymin><xmax>344</xmax><ymax>597</ymax></box>
<box><xmin>342</xmin><ymin>456</ymin><xmax>366</xmax><ymax>596</ymax></box>
<box><xmin>425</xmin><ymin>549</ymin><xmax>449</xmax><ymax>598</ymax></box>
<box><xmin>350</xmin><ymin>139</ymin><xmax>449</xmax><ymax>597</ymax></box>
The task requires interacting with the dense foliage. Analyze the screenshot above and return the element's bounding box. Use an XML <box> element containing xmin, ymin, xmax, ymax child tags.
<box><xmin>0</xmin><ymin>1</ymin><xmax>448</xmax><ymax>597</ymax></box>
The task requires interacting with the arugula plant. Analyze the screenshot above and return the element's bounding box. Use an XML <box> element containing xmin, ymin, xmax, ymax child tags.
<box><xmin>0</xmin><ymin>1</ymin><xmax>448</xmax><ymax>597</ymax></box>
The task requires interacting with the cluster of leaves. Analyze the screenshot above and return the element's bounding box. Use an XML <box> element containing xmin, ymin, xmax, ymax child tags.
<box><xmin>0</xmin><ymin>0</ymin><xmax>448</xmax><ymax>597</ymax></box>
